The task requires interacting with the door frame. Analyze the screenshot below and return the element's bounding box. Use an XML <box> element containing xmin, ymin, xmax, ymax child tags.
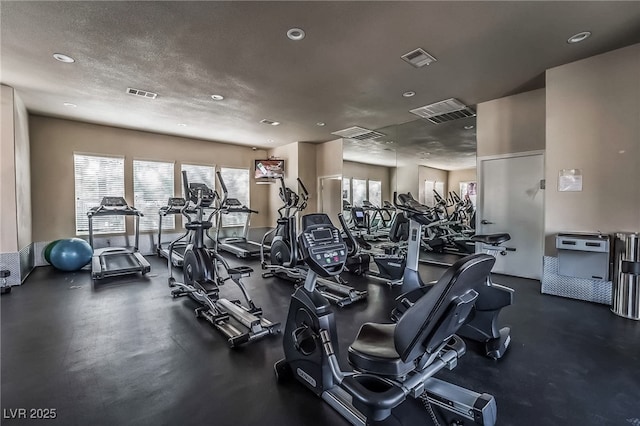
<box><xmin>477</xmin><ymin>150</ymin><xmax>545</xmax><ymax>277</ymax></box>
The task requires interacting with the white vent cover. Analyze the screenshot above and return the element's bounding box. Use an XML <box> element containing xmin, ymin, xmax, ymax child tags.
<box><xmin>409</xmin><ymin>98</ymin><xmax>476</xmax><ymax>124</ymax></box>
<box><xmin>331</xmin><ymin>126</ymin><xmax>385</xmax><ymax>140</ymax></box>
<box><xmin>401</xmin><ymin>48</ymin><xmax>437</xmax><ymax>68</ymax></box>
<box><xmin>126</xmin><ymin>88</ymin><xmax>158</xmax><ymax>99</ymax></box>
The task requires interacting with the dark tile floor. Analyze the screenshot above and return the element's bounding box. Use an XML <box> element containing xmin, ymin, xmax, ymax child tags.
<box><xmin>1</xmin><ymin>254</ymin><xmax>639</xmax><ymax>426</ymax></box>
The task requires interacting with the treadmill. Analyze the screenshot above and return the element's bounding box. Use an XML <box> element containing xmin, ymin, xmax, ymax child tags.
<box><xmin>157</xmin><ymin>197</ymin><xmax>188</xmax><ymax>267</ymax></box>
<box><xmin>215</xmin><ymin>171</ymin><xmax>263</xmax><ymax>258</ymax></box>
<box><xmin>87</xmin><ymin>196</ymin><xmax>151</xmax><ymax>281</ymax></box>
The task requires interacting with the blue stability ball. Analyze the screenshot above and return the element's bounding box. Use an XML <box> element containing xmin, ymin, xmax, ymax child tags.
<box><xmin>49</xmin><ymin>238</ymin><xmax>93</xmax><ymax>272</ymax></box>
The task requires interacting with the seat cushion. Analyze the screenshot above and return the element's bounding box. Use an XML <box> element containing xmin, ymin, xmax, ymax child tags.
<box><xmin>471</xmin><ymin>233</ymin><xmax>511</xmax><ymax>245</ymax></box>
<box><xmin>348</xmin><ymin>323</ymin><xmax>415</xmax><ymax>378</ymax></box>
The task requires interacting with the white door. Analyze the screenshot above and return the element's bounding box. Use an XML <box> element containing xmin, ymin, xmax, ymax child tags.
<box><xmin>478</xmin><ymin>153</ymin><xmax>544</xmax><ymax>279</ymax></box>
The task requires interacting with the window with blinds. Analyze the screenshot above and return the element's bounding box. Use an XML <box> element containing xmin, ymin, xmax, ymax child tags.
<box><xmin>219</xmin><ymin>167</ymin><xmax>249</xmax><ymax>227</ymax></box>
<box><xmin>133</xmin><ymin>160</ymin><xmax>175</xmax><ymax>231</ymax></box>
<box><xmin>424</xmin><ymin>180</ymin><xmax>445</xmax><ymax>207</ymax></box>
<box><xmin>342</xmin><ymin>178</ymin><xmax>351</xmax><ymax>205</ymax></box>
<box><xmin>368</xmin><ymin>180</ymin><xmax>382</xmax><ymax>207</ymax></box>
<box><xmin>74</xmin><ymin>154</ymin><xmax>125</xmax><ymax>235</ymax></box>
<box><xmin>352</xmin><ymin>179</ymin><xmax>367</xmax><ymax>207</ymax></box>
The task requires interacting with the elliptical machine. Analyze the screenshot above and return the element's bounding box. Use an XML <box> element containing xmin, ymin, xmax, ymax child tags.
<box><xmin>168</xmin><ymin>171</ymin><xmax>280</xmax><ymax>347</ymax></box>
<box><xmin>261</xmin><ymin>177</ymin><xmax>367</xmax><ymax>307</ymax></box>
<box><xmin>339</xmin><ymin>211</ymin><xmax>408</xmax><ymax>285</ymax></box>
<box><xmin>391</xmin><ymin>192</ymin><xmax>514</xmax><ymax>360</ymax></box>
<box><xmin>275</xmin><ymin>213</ymin><xmax>499</xmax><ymax>426</ymax></box>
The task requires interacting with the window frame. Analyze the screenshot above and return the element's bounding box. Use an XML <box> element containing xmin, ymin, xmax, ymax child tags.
<box><xmin>74</xmin><ymin>153</ymin><xmax>126</xmax><ymax>235</ymax></box>
<box><xmin>218</xmin><ymin>166</ymin><xmax>250</xmax><ymax>227</ymax></box>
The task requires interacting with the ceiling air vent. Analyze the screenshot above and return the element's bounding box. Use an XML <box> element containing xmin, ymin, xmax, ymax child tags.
<box><xmin>409</xmin><ymin>98</ymin><xmax>476</xmax><ymax>124</ymax></box>
<box><xmin>331</xmin><ymin>126</ymin><xmax>385</xmax><ymax>140</ymax></box>
<box><xmin>126</xmin><ymin>88</ymin><xmax>158</xmax><ymax>99</ymax></box>
<box><xmin>401</xmin><ymin>48</ymin><xmax>437</xmax><ymax>68</ymax></box>
<box><xmin>260</xmin><ymin>119</ymin><xmax>280</xmax><ymax>126</ymax></box>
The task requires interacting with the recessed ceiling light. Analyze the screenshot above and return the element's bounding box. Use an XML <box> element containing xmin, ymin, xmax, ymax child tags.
<box><xmin>385</xmin><ymin>141</ymin><xmax>395</xmax><ymax>144</ymax></box>
<box><xmin>211</xmin><ymin>94</ymin><xmax>224</xmax><ymax>100</ymax></box>
<box><xmin>464</xmin><ymin>125</ymin><xmax>474</xmax><ymax>130</ymax></box>
<box><xmin>63</xmin><ymin>102</ymin><xmax>77</xmax><ymax>108</ymax></box>
<box><xmin>402</xmin><ymin>91</ymin><xmax>416</xmax><ymax>98</ymax></box>
<box><xmin>53</xmin><ymin>53</ymin><xmax>75</xmax><ymax>63</ymax></box>
<box><xmin>316</xmin><ymin>122</ymin><xmax>326</xmax><ymax>127</ymax></box>
<box><xmin>567</xmin><ymin>31</ymin><xmax>591</xmax><ymax>44</ymax></box>
<box><xmin>177</xmin><ymin>123</ymin><xmax>187</xmax><ymax>127</ymax></box>
<box><xmin>287</xmin><ymin>28</ymin><xmax>305</xmax><ymax>41</ymax></box>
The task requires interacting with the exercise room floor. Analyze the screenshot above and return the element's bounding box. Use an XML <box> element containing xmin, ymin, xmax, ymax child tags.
<box><xmin>2</xmin><ymin>254</ymin><xmax>639</xmax><ymax>426</ymax></box>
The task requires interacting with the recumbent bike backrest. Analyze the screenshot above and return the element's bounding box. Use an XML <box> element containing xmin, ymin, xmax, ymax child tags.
<box><xmin>394</xmin><ymin>254</ymin><xmax>496</xmax><ymax>361</ymax></box>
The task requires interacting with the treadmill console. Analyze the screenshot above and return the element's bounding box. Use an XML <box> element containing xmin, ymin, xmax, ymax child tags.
<box><xmin>351</xmin><ymin>207</ymin><xmax>367</xmax><ymax>228</ymax></box>
<box><xmin>160</xmin><ymin>198</ymin><xmax>187</xmax><ymax>215</ymax></box>
<box><xmin>298</xmin><ymin>220</ymin><xmax>347</xmax><ymax>277</ymax></box>
<box><xmin>101</xmin><ymin>196</ymin><xmax>128</xmax><ymax>207</ymax></box>
<box><xmin>168</xmin><ymin>197</ymin><xmax>186</xmax><ymax>207</ymax></box>
<box><xmin>226</xmin><ymin>198</ymin><xmax>243</xmax><ymax>207</ymax></box>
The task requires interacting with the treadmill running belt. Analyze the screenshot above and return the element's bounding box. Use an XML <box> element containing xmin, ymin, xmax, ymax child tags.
<box><xmin>103</xmin><ymin>253</ymin><xmax>141</xmax><ymax>271</ymax></box>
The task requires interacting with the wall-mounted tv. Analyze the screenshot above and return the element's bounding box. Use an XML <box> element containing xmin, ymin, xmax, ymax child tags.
<box><xmin>254</xmin><ymin>159</ymin><xmax>285</xmax><ymax>179</ymax></box>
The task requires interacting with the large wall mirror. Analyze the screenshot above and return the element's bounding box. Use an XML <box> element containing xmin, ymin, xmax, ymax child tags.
<box><xmin>342</xmin><ymin>115</ymin><xmax>477</xmax><ymax>264</ymax></box>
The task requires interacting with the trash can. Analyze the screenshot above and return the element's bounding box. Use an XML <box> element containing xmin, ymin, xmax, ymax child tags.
<box><xmin>611</xmin><ymin>233</ymin><xmax>640</xmax><ymax>320</ymax></box>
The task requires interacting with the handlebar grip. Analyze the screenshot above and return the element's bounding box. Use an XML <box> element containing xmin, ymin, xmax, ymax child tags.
<box><xmin>182</xmin><ymin>170</ymin><xmax>190</xmax><ymax>198</ymax></box>
<box><xmin>297</xmin><ymin>178</ymin><xmax>309</xmax><ymax>196</ymax></box>
<box><xmin>216</xmin><ymin>171</ymin><xmax>228</xmax><ymax>194</ymax></box>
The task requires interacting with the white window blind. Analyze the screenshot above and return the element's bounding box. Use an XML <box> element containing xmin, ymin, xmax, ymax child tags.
<box><xmin>368</xmin><ymin>180</ymin><xmax>382</xmax><ymax>207</ymax></box>
<box><xmin>74</xmin><ymin>154</ymin><xmax>125</xmax><ymax>235</ymax></box>
<box><xmin>133</xmin><ymin>160</ymin><xmax>174</xmax><ymax>231</ymax></box>
<box><xmin>181</xmin><ymin>164</ymin><xmax>216</xmax><ymax>219</ymax></box>
<box><xmin>352</xmin><ymin>179</ymin><xmax>367</xmax><ymax>207</ymax></box>
<box><xmin>219</xmin><ymin>167</ymin><xmax>249</xmax><ymax>227</ymax></box>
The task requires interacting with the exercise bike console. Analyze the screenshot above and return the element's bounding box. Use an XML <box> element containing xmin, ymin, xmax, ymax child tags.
<box><xmin>298</xmin><ymin>216</ymin><xmax>348</xmax><ymax>277</ymax></box>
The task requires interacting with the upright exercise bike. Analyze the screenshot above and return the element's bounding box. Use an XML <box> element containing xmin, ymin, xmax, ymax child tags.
<box><xmin>391</xmin><ymin>192</ymin><xmax>514</xmax><ymax>360</ymax></box>
<box><xmin>261</xmin><ymin>177</ymin><xmax>367</xmax><ymax>307</ymax></box>
<box><xmin>168</xmin><ymin>171</ymin><xmax>280</xmax><ymax>347</ymax></box>
<box><xmin>275</xmin><ymin>213</ymin><xmax>499</xmax><ymax>426</ymax></box>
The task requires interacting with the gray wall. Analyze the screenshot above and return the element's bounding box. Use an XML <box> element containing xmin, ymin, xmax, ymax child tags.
<box><xmin>545</xmin><ymin>43</ymin><xmax>640</xmax><ymax>254</ymax></box>
<box><xmin>477</xmin><ymin>88</ymin><xmax>546</xmax><ymax>157</ymax></box>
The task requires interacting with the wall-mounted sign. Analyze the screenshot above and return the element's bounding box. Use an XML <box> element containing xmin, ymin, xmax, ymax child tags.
<box><xmin>558</xmin><ymin>169</ymin><xmax>583</xmax><ymax>192</ymax></box>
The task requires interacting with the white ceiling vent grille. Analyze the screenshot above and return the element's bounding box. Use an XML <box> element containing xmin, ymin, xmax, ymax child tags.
<box><xmin>126</xmin><ymin>88</ymin><xmax>158</xmax><ymax>99</ymax></box>
<box><xmin>409</xmin><ymin>98</ymin><xmax>476</xmax><ymax>124</ymax></box>
<box><xmin>331</xmin><ymin>126</ymin><xmax>385</xmax><ymax>140</ymax></box>
<box><xmin>401</xmin><ymin>48</ymin><xmax>437</xmax><ymax>68</ymax></box>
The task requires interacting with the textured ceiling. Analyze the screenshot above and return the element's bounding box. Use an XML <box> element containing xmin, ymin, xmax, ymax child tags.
<box><xmin>2</xmin><ymin>1</ymin><xmax>640</xmax><ymax>169</ymax></box>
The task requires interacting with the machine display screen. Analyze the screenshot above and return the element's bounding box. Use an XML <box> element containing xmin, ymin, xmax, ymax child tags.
<box><xmin>312</xmin><ymin>229</ymin><xmax>332</xmax><ymax>242</ymax></box>
<box><xmin>355</xmin><ymin>211</ymin><xmax>364</xmax><ymax>218</ymax></box>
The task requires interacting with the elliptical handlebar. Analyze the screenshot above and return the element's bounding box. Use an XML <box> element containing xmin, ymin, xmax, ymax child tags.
<box><xmin>215</xmin><ymin>171</ymin><xmax>229</xmax><ymax>208</ymax></box>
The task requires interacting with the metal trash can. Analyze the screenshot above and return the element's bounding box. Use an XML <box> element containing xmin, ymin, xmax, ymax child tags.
<box><xmin>611</xmin><ymin>233</ymin><xmax>640</xmax><ymax>320</ymax></box>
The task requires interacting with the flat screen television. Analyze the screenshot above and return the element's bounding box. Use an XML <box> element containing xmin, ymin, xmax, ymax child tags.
<box><xmin>254</xmin><ymin>159</ymin><xmax>285</xmax><ymax>179</ymax></box>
